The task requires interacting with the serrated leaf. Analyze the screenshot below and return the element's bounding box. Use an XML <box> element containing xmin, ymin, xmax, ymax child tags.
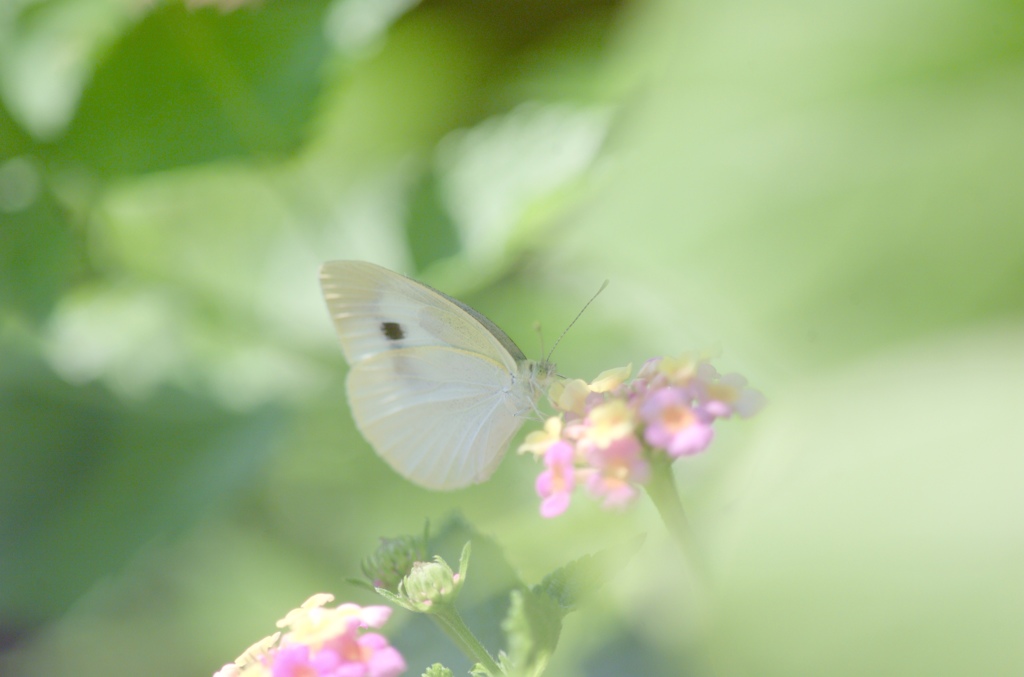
<box><xmin>344</xmin><ymin>577</ymin><xmax>376</xmax><ymax>593</ymax></box>
<box><xmin>422</xmin><ymin>663</ymin><xmax>455</xmax><ymax>677</ymax></box>
<box><xmin>428</xmin><ymin>517</ymin><xmax>521</xmax><ymax>595</ymax></box>
<box><xmin>501</xmin><ymin>588</ymin><xmax>563</xmax><ymax>677</ymax></box>
<box><xmin>534</xmin><ymin>534</ymin><xmax>646</xmax><ymax>614</ymax></box>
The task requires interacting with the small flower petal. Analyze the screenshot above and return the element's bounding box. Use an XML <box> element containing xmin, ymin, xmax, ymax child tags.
<box><xmin>589</xmin><ymin>364</ymin><xmax>632</xmax><ymax>393</ymax></box>
<box><xmin>540</xmin><ymin>490</ymin><xmax>572</xmax><ymax>518</ymax></box>
<box><xmin>360</xmin><ymin>633</ymin><xmax>408</xmax><ymax>677</ymax></box>
<box><xmin>549</xmin><ymin>378</ymin><xmax>592</xmax><ymax>415</ymax></box>
<box><xmin>658</xmin><ymin>354</ymin><xmax>701</xmax><ymax>383</ymax></box>
<box><xmin>235</xmin><ymin>633</ymin><xmax>280</xmax><ymax>668</ymax></box>
<box><xmin>667</xmin><ymin>421</ymin><xmax>714</xmax><ymax>457</ymax></box>
<box><xmin>517</xmin><ymin>416</ymin><xmax>563</xmax><ymax>455</ymax></box>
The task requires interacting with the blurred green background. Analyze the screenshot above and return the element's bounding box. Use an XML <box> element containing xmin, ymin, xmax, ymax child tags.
<box><xmin>1</xmin><ymin>0</ymin><xmax>1021</xmax><ymax>675</ymax></box>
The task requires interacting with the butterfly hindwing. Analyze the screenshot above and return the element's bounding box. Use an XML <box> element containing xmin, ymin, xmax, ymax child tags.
<box><xmin>346</xmin><ymin>345</ymin><xmax>529</xmax><ymax>489</ymax></box>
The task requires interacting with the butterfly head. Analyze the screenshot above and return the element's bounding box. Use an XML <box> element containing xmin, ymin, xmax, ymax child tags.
<box><xmin>522</xmin><ymin>357</ymin><xmax>559</xmax><ymax>405</ymax></box>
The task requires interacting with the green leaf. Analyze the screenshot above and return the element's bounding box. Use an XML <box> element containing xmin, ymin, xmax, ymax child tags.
<box><xmin>56</xmin><ymin>1</ymin><xmax>331</xmax><ymax>176</ymax></box>
<box><xmin>405</xmin><ymin>169</ymin><xmax>462</xmax><ymax>273</ymax></box>
<box><xmin>0</xmin><ymin>0</ymin><xmax>142</xmax><ymax>140</ymax></box>
<box><xmin>0</xmin><ymin>347</ymin><xmax>288</xmax><ymax>625</ymax></box>
<box><xmin>0</xmin><ymin>159</ymin><xmax>81</xmax><ymax>324</ymax></box>
<box><xmin>533</xmin><ymin>534</ymin><xmax>645</xmax><ymax>614</ymax></box>
<box><xmin>429</xmin><ymin>514</ymin><xmax>527</xmax><ymax>601</ymax></box>
<box><xmin>501</xmin><ymin>587</ymin><xmax>563</xmax><ymax>677</ymax></box>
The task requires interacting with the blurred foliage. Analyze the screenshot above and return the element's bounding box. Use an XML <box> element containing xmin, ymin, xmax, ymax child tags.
<box><xmin>0</xmin><ymin>0</ymin><xmax>1021</xmax><ymax>675</ymax></box>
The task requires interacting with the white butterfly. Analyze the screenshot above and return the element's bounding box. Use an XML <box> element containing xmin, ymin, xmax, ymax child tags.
<box><xmin>319</xmin><ymin>260</ymin><xmax>558</xmax><ymax>490</ymax></box>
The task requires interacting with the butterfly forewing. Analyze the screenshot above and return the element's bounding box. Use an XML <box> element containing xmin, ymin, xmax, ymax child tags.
<box><xmin>319</xmin><ymin>261</ymin><xmax>522</xmax><ymax>368</ymax></box>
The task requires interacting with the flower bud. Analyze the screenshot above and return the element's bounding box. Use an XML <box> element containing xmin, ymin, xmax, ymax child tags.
<box><xmin>400</xmin><ymin>558</ymin><xmax>462</xmax><ymax>611</ymax></box>
<box><xmin>362</xmin><ymin>533</ymin><xmax>427</xmax><ymax>591</ymax></box>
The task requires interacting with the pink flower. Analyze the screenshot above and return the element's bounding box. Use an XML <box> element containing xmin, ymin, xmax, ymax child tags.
<box><xmin>214</xmin><ymin>596</ymin><xmax>405</xmax><ymax>677</ymax></box>
<box><xmin>323</xmin><ymin>627</ymin><xmax>406</xmax><ymax>677</ymax></box>
<box><xmin>271</xmin><ymin>644</ymin><xmax>332</xmax><ymax>677</ymax></box>
<box><xmin>585</xmin><ymin>435</ymin><xmax>649</xmax><ymax>508</ymax></box>
<box><xmin>536</xmin><ymin>441</ymin><xmax>576</xmax><ymax>517</ymax></box>
<box><xmin>270</xmin><ymin>622</ymin><xmax>406</xmax><ymax>677</ymax></box>
<box><xmin>640</xmin><ymin>387</ymin><xmax>714</xmax><ymax>457</ymax></box>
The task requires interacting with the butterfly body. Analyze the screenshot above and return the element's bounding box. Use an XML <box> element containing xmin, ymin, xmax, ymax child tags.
<box><xmin>319</xmin><ymin>261</ymin><xmax>556</xmax><ymax>489</ymax></box>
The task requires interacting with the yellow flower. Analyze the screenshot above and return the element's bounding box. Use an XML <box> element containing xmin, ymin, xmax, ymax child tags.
<box><xmin>588</xmin><ymin>364</ymin><xmax>632</xmax><ymax>393</ymax></box>
<box><xmin>518</xmin><ymin>416</ymin><xmax>563</xmax><ymax>456</ymax></box>
<box><xmin>658</xmin><ymin>354</ymin><xmax>699</xmax><ymax>382</ymax></box>
<box><xmin>549</xmin><ymin>378</ymin><xmax>591</xmax><ymax>415</ymax></box>
<box><xmin>230</xmin><ymin>633</ymin><xmax>278</xmax><ymax>674</ymax></box>
<box><xmin>276</xmin><ymin>594</ymin><xmax>392</xmax><ymax>648</ymax></box>
<box><xmin>213</xmin><ymin>663</ymin><xmax>248</xmax><ymax>677</ymax></box>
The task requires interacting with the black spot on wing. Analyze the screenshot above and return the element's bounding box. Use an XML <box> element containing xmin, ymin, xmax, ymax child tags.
<box><xmin>381</xmin><ymin>321</ymin><xmax>405</xmax><ymax>341</ymax></box>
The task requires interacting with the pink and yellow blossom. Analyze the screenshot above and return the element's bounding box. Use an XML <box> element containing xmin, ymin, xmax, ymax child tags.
<box><xmin>640</xmin><ymin>387</ymin><xmax>714</xmax><ymax>457</ymax></box>
<box><xmin>214</xmin><ymin>595</ymin><xmax>405</xmax><ymax>677</ymax></box>
<box><xmin>525</xmin><ymin>355</ymin><xmax>763</xmax><ymax>518</ymax></box>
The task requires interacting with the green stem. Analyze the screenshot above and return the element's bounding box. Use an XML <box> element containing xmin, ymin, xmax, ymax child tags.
<box><xmin>643</xmin><ymin>457</ymin><xmax>705</xmax><ymax>583</ymax></box>
<box><xmin>429</xmin><ymin>602</ymin><xmax>503</xmax><ymax>676</ymax></box>
<box><xmin>644</xmin><ymin>457</ymin><xmax>722</xmax><ymax>676</ymax></box>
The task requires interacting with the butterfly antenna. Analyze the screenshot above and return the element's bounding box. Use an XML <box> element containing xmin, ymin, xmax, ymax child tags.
<box><xmin>546</xmin><ymin>279</ymin><xmax>609</xmax><ymax>363</ymax></box>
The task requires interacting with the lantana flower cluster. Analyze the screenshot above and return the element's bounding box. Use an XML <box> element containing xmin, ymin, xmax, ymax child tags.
<box><xmin>520</xmin><ymin>355</ymin><xmax>765</xmax><ymax>518</ymax></box>
<box><xmin>213</xmin><ymin>594</ymin><xmax>406</xmax><ymax>677</ymax></box>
